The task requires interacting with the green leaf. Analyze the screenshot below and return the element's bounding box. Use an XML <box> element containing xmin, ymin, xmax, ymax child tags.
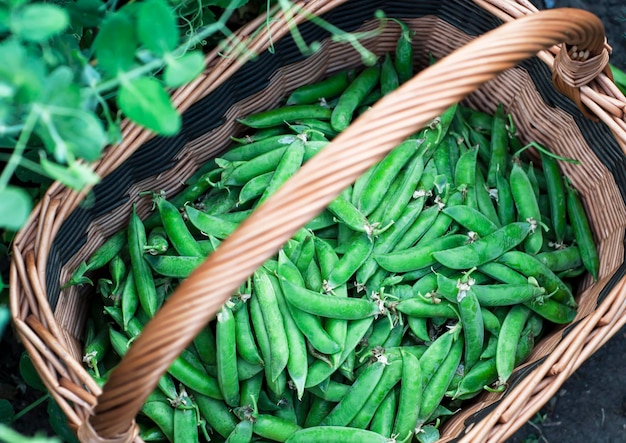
<box><xmin>39</xmin><ymin>156</ymin><xmax>100</xmax><ymax>190</ymax></box>
<box><xmin>11</xmin><ymin>4</ymin><xmax>69</xmax><ymax>42</ymax></box>
<box><xmin>118</xmin><ymin>77</ymin><xmax>180</xmax><ymax>135</ymax></box>
<box><xmin>47</xmin><ymin>398</ymin><xmax>79</xmax><ymax>443</ymax></box>
<box><xmin>137</xmin><ymin>0</ymin><xmax>178</xmax><ymax>56</ymax></box>
<box><xmin>0</xmin><ymin>38</ymin><xmax>45</xmax><ymax>104</ymax></box>
<box><xmin>0</xmin><ymin>186</ymin><xmax>32</xmax><ymax>231</ymax></box>
<box><xmin>67</xmin><ymin>0</ymin><xmax>105</xmax><ymax>28</ymax></box>
<box><xmin>93</xmin><ymin>12</ymin><xmax>138</xmax><ymax>76</ymax></box>
<box><xmin>0</xmin><ymin>305</ymin><xmax>9</xmax><ymax>339</ymax></box>
<box><xmin>19</xmin><ymin>352</ymin><xmax>46</xmax><ymax>392</ymax></box>
<box><xmin>35</xmin><ymin>104</ymin><xmax>107</xmax><ymax>163</ymax></box>
<box><xmin>0</xmin><ymin>399</ymin><xmax>14</xmax><ymax>423</ymax></box>
<box><xmin>163</xmin><ymin>51</ymin><xmax>205</xmax><ymax>87</ymax></box>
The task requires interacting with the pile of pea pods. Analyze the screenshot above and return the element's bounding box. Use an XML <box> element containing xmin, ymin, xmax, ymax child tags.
<box><xmin>75</xmin><ymin>21</ymin><xmax>599</xmax><ymax>443</ymax></box>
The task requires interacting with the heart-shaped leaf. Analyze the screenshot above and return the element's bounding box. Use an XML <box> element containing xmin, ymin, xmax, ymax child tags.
<box><xmin>163</xmin><ymin>51</ymin><xmax>205</xmax><ymax>87</ymax></box>
<box><xmin>0</xmin><ymin>186</ymin><xmax>32</xmax><ymax>231</ymax></box>
<box><xmin>137</xmin><ymin>0</ymin><xmax>178</xmax><ymax>56</ymax></box>
<box><xmin>11</xmin><ymin>4</ymin><xmax>69</xmax><ymax>42</ymax></box>
<box><xmin>118</xmin><ymin>76</ymin><xmax>180</xmax><ymax>135</ymax></box>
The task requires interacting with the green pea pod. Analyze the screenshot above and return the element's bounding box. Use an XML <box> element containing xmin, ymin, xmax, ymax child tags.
<box><xmin>442</xmin><ymin>205</ymin><xmax>499</xmax><ymax>237</ymax></box>
<box><xmin>224</xmin><ymin>146</ymin><xmax>288</xmax><ymax>186</ymax></box>
<box><xmin>120</xmin><ymin>271</ymin><xmax>139</xmax><ymax>332</ymax></box>
<box><xmin>452</xmin><ymin>357</ymin><xmax>498</xmax><ymax>400</ymax></box>
<box><xmin>495</xmin><ymin>167</ymin><xmax>516</xmax><ymax>226</ymax></box>
<box><xmin>394</xmin><ymin>19</ymin><xmax>414</xmax><ymax>84</ymax></box>
<box><xmin>475</xmin><ymin>167</ymin><xmax>502</xmax><ymax>228</ymax></box>
<box><xmin>305</xmin><ymin>317</ymin><xmax>373</xmax><ymax>388</ymax></box>
<box><xmin>432</xmin><ymin>222</ymin><xmax>531</xmax><ymax>269</ymax></box>
<box><xmin>375</xmin><ymin>233</ymin><xmax>469</xmax><ymax>273</ymax></box>
<box><xmin>238</xmin><ymin>171</ymin><xmax>274</xmax><ymax>206</ymax></box>
<box><xmin>286</xmin><ymin>426</ymin><xmax>391</xmax><ymax>443</ymax></box>
<box><xmin>369</xmin><ymin>388</ymin><xmax>397</xmax><ymax>438</ymax></box>
<box><xmin>331</xmin><ymin>65</ymin><xmax>380</xmax><ymax>132</ymax></box>
<box><xmin>142</xmin><ymin>399</ymin><xmax>175</xmax><ymax>442</ymax></box>
<box><xmin>487</xmin><ymin>104</ymin><xmax>509</xmax><ymax>187</ymax></box>
<box><xmin>234</xmin><ymin>301</ymin><xmax>263</xmax><ymax>365</ymax></box>
<box><xmin>222</xmin><ymin>134</ymin><xmax>298</xmax><ymax>162</ymax></box>
<box><xmin>82</xmin><ymin>328</ymin><xmax>110</xmax><ymax>378</ymax></box>
<box><xmin>510</xmin><ymin>161</ymin><xmax>543</xmax><ymax>254</ymax></box>
<box><xmin>535</xmin><ymin>246</ymin><xmax>582</xmax><ymax>272</ymax></box>
<box><xmin>253</xmin><ymin>268</ymin><xmax>290</xmax><ymax>383</ymax></box>
<box><xmin>267</xmin><ymin>270</ymin><xmax>308</xmax><ymax>400</ymax></box>
<box><xmin>380</xmin><ymin>52</ymin><xmax>400</xmax><ymax>95</ymax></box>
<box><xmin>458</xmin><ymin>288</ymin><xmax>484</xmax><ymax>371</ymax></box>
<box><xmin>356</xmin><ymin>138</ymin><xmax>421</xmax><ymax>216</ymax></box>
<box><xmin>225</xmin><ymin>420</ymin><xmax>253</xmax><ymax>443</ymax></box>
<box><xmin>144</xmin><ymin>254</ymin><xmax>204</xmax><ymax>278</ymax></box>
<box><xmin>128</xmin><ymin>207</ymin><xmax>158</xmax><ymax>317</ymax></box>
<box><xmin>565</xmin><ymin>179</ymin><xmax>599</xmax><ymax>280</ymax></box>
<box><xmin>496</xmin><ymin>304</ymin><xmax>532</xmax><ymax>385</ymax></box>
<box><xmin>419</xmin><ymin>324</ymin><xmax>460</xmax><ymax>388</ymax></box>
<box><xmin>216</xmin><ymin>306</ymin><xmax>240</xmax><ymax>407</ymax></box>
<box><xmin>253</xmin><ymin>414</ymin><xmax>301</xmax><ymax>441</ymax></box>
<box><xmin>145</xmin><ymin>227</ymin><xmax>169</xmax><ymax>255</ymax></box>
<box><xmin>257</xmin><ymin>137</ymin><xmax>306</xmax><ymax>205</ymax></box>
<box><xmin>320</xmin><ymin>361</ymin><xmax>386</xmax><ymax>426</ymax></box>
<box><xmin>497</xmin><ymin>250</ymin><xmax>577</xmax><ymax>308</ymax></box>
<box><xmin>173</xmin><ymin>396</ymin><xmax>198</xmax><ymax>443</ymax></box>
<box><xmin>193</xmin><ymin>391</ymin><xmax>238</xmax><ymax>439</ymax></box>
<box><xmin>327</xmin><ymin>232</ymin><xmax>373</xmax><ymax>289</ymax></box>
<box><xmin>286</xmin><ymin>70</ymin><xmax>353</xmax><ymax>105</ymax></box>
<box><xmin>393</xmin><ymin>350</ymin><xmax>422</xmax><ymax>443</ymax></box>
<box><xmin>185</xmin><ymin>205</ymin><xmax>239</xmax><ymax>240</ymax></box>
<box><xmin>193</xmin><ymin>324</ymin><xmax>217</xmax><ymax>367</ymax></box>
<box><xmin>418</xmin><ymin>334</ymin><xmax>464</xmax><ymax>425</ymax></box>
<box><xmin>238</xmin><ymin>104</ymin><xmax>332</xmax><ymax>128</ymax></box>
<box><xmin>349</xmin><ymin>359</ymin><xmax>403</xmax><ymax>429</ymax></box>
<box><xmin>394</xmin><ymin>297</ymin><xmax>458</xmax><ymax>319</ymax></box>
<box><xmin>281</xmin><ymin>279</ymin><xmax>380</xmax><ymax>320</ymax></box>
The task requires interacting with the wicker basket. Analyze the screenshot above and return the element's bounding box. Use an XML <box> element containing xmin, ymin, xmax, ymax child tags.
<box><xmin>10</xmin><ymin>0</ymin><xmax>626</xmax><ymax>442</ymax></box>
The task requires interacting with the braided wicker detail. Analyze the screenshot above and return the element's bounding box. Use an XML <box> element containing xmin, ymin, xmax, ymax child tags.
<box><xmin>87</xmin><ymin>8</ymin><xmax>608</xmax><ymax>439</ymax></box>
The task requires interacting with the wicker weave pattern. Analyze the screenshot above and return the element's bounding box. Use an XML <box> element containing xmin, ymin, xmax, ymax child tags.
<box><xmin>9</xmin><ymin>1</ymin><xmax>626</xmax><ymax>442</ymax></box>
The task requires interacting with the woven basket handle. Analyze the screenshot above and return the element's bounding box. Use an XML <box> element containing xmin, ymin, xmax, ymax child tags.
<box><xmin>81</xmin><ymin>8</ymin><xmax>610</xmax><ymax>442</ymax></box>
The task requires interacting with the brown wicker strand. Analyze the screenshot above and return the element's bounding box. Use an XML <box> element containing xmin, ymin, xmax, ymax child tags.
<box><xmin>84</xmin><ymin>9</ymin><xmax>611</xmax><ymax>440</ymax></box>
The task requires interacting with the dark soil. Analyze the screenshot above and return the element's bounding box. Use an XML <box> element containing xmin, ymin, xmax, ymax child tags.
<box><xmin>1</xmin><ymin>1</ymin><xmax>624</xmax><ymax>442</ymax></box>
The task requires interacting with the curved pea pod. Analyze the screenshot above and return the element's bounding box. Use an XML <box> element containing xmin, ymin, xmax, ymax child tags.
<box><xmin>128</xmin><ymin>207</ymin><xmax>158</xmax><ymax>317</ymax></box>
<box><xmin>495</xmin><ymin>166</ymin><xmax>516</xmax><ymax>226</ymax></box>
<box><xmin>305</xmin><ymin>316</ymin><xmax>374</xmax><ymax>388</ymax></box>
<box><xmin>380</xmin><ymin>52</ymin><xmax>400</xmax><ymax>95</ymax></box>
<box><xmin>257</xmin><ymin>137</ymin><xmax>305</xmax><ymax>205</ymax></box>
<box><xmin>510</xmin><ymin>161</ymin><xmax>543</xmax><ymax>254</ymax></box>
<box><xmin>222</xmin><ymin>134</ymin><xmax>298</xmax><ymax>162</ymax></box>
<box><xmin>253</xmin><ymin>269</ymin><xmax>289</xmax><ymax>383</ymax></box>
<box><xmin>145</xmin><ymin>227</ymin><xmax>169</xmax><ymax>255</ymax></box>
<box><xmin>565</xmin><ymin>180</ymin><xmax>599</xmax><ymax>280</ymax></box>
<box><xmin>225</xmin><ymin>419</ymin><xmax>253</xmax><ymax>443</ymax></box>
<box><xmin>237</xmin><ymin>104</ymin><xmax>332</xmax><ymax>129</ymax></box>
<box><xmin>155</xmin><ymin>196</ymin><xmax>204</xmax><ymax>257</ymax></box>
<box><xmin>540</xmin><ymin>152</ymin><xmax>567</xmax><ymax>243</ymax></box>
<box><xmin>452</xmin><ymin>357</ymin><xmax>498</xmax><ymax>400</ymax></box>
<box><xmin>144</xmin><ymin>254</ymin><xmax>204</xmax><ymax>279</ymax></box>
<box><xmin>216</xmin><ymin>306</ymin><xmax>240</xmax><ymax>407</ymax></box>
<box><xmin>477</xmin><ymin>261</ymin><xmax>528</xmax><ymax>285</ymax></box>
<box><xmin>496</xmin><ymin>304</ymin><xmax>532</xmax><ymax>385</ymax></box>
<box><xmin>535</xmin><ymin>246</ymin><xmax>583</xmax><ymax>272</ymax></box>
<box><xmin>173</xmin><ymin>394</ymin><xmax>198</xmax><ymax>443</ymax></box>
<box><xmin>393</xmin><ymin>350</ymin><xmax>422</xmax><ymax>443</ymax></box>
<box><xmin>442</xmin><ymin>205</ymin><xmax>499</xmax><ymax>237</ymax></box>
<box><xmin>281</xmin><ymin>278</ymin><xmax>381</xmax><ymax>320</ymax></box>
<box><xmin>326</xmin><ymin>192</ymin><xmax>372</xmax><ymax>234</ymax></box>
<box><xmin>326</xmin><ymin>232</ymin><xmax>373</xmax><ymax>289</ymax></box>
<box><xmin>497</xmin><ymin>250</ymin><xmax>577</xmax><ymax>308</ymax></box>
<box><xmin>349</xmin><ymin>359</ymin><xmax>403</xmax><ymax>429</ymax></box>
<box><xmin>238</xmin><ymin>171</ymin><xmax>273</xmax><ymax>206</ymax></box>
<box><xmin>370</xmin><ymin>388</ymin><xmax>397</xmax><ymax>438</ymax></box>
<box><xmin>184</xmin><ymin>205</ymin><xmax>239</xmax><ymax>240</ymax></box>
<box><xmin>285</xmin><ymin>426</ymin><xmax>392</xmax><ymax>443</ymax></box>
<box><xmin>375</xmin><ymin>233</ymin><xmax>469</xmax><ymax>273</ymax></box>
<box><xmin>141</xmin><ymin>398</ymin><xmax>175</xmax><ymax>442</ymax></box>
<box><xmin>394</xmin><ymin>19</ymin><xmax>414</xmax><ymax>84</ymax></box>
<box><xmin>457</xmin><ymin>288</ymin><xmax>484</xmax><ymax>371</ymax></box>
<box><xmin>234</xmin><ymin>302</ymin><xmax>263</xmax><ymax>366</ymax></box>
<box><xmin>378</xmin><ymin>152</ymin><xmax>426</xmax><ymax>226</ymax></box>
<box><xmin>252</xmin><ymin>414</ymin><xmax>301</xmax><ymax>442</ymax></box>
<box><xmin>432</xmin><ymin>222</ymin><xmax>531</xmax><ymax>269</ymax></box>
<box><xmin>355</xmin><ymin>138</ymin><xmax>421</xmax><ymax>216</ymax></box>
<box><xmin>394</xmin><ymin>297</ymin><xmax>458</xmax><ymax>319</ymax></box>
<box><xmin>487</xmin><ymin>104</ymin><xmax>509</xmax><ymax>187</ymax></box>
<box><xmin>454</xmin><ymin>147</ymin><xmax>479</xmax><ymax>209</ymax></box>
<box><xmin>331</xmin><ymin>65</ymin><xmax>380</xmax><ymax>132</ymax></box>
<box><xmin>417</xmin><ymin>334</ymin><xmax>464</xmax><ymax>426</ymax></box>
<box><xmin>120</xmin><ymin>272</ymin><xmax>139</xmax><ymax>332</ymax></box>
<box><xmin>524</xmin><ymin>297</ymin><xmax>577</xmax><ymax>324</ymax></box>
<box><xmin>287</xmin><ymin>70</ymin><xmax>353</xmax><ymax>105</ymax></box>
<box><xmin>66</xmin><ymin>230</ymin><xmax>127</xmax><ymax>287</ymax></box>
<box><xmin>320</xmin><ymin>361</ymin><xmax>386</xmax><ymax>426</ymax></box>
